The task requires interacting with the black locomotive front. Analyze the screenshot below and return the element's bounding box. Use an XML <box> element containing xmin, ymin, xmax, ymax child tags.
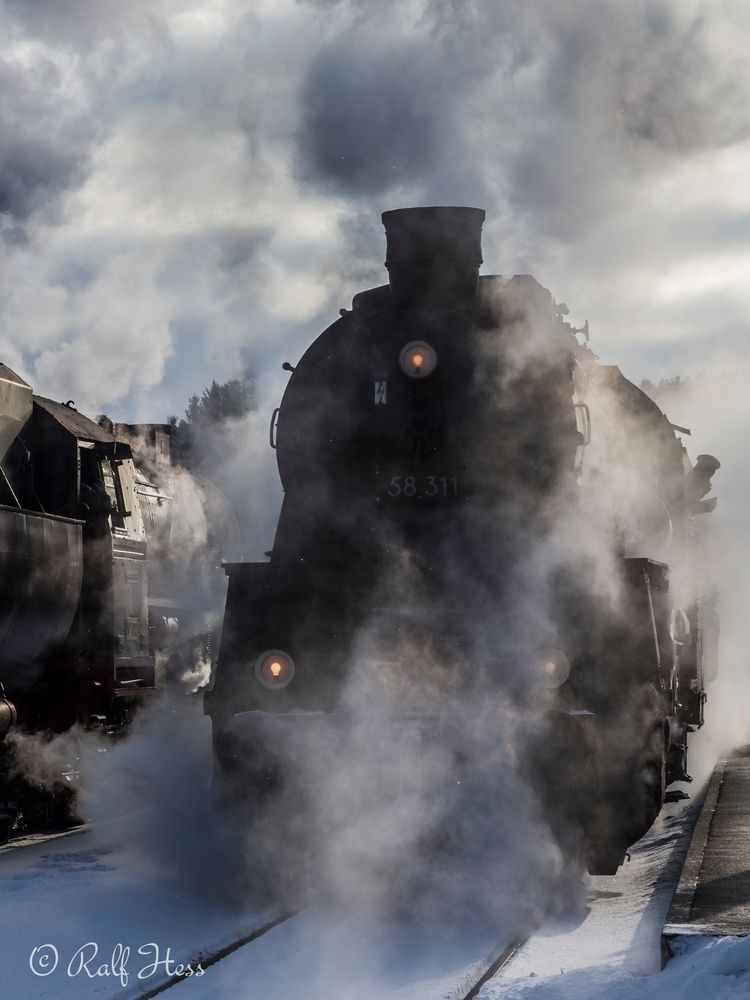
<box><xmin>208</xmin><ymin>207</ymin><xmax>718</xmax><ymax>875</ymax></box>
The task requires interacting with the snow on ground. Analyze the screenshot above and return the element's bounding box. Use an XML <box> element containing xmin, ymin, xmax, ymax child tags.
<box><xmin>0</xmin><ymin>823</ymin><xmax>520</xmax><ymax>1000</ymax></box>
<box><xmin>0</xmin><ymin>696</ymin><xmax>522</xmax><ymax>1000</ymax></box>
<box><xmin>0</xmin><ymin>701</ymin><xmax>280</xmax><ymax>1000</ymax></box>
<box><xmin>163</xmin><ymin>906</ymin><xmax>517</xmax><ymax>1000</ymax></box>
<box><xmin>0</xmin><ymin>824</ymin><xmax>278</xmax><ymax>1000</ymax></box>
<box><xmin>480</xmin><ymin>783</ymin><xmax>750</xmax><ymax>1000</ymax></box>
<box><xmin>482</xmin><ymin>798</ymin><xmax>700</xmax><ymax>995</ymax></box>
<box><xmin>172</xmin><ymin>791</ymin><xmax>708</xmax><ymax>1000</ymax></box>
<box><xmin>482</xmin><ymin>935</ymin><xmax>750</xmax><ymax>999</ymax></box>
<box><xmin>2</xmin><ymin>703</ymin><xmax>745</xmax><ymax>1000</ymax></box>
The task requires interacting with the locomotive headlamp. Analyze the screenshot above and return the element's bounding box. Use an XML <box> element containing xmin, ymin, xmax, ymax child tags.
<box><xmin>399</xmin><ymin>340</ymin><xmax>437</xmax><ymax>378</ymax></box>
<box><xmin>535</xmin><ymin>647</ymin><xmax>571</xmax><ymax>688</ymax></box>
<box><xmin>254</xmin><ymin>649</ymin><xmax>296</xmax><ymax>690</ymax></box>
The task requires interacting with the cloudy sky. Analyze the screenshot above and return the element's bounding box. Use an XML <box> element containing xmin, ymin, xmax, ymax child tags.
<box><xmin>1</xmin><ymin>0</ymin><xmax>749</xmax><ymax>420</ymax></box>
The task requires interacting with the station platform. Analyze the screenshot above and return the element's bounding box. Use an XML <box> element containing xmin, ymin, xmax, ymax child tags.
<box><xmin>664</xmin><ymin>746</ymin><xmax>750</xmax><ymax>942</ymax></box>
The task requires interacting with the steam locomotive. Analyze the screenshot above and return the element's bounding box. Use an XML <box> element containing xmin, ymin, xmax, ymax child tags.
<box><xmin>208</xmin><ymin>207</ymin><xmax>719</xmax><ymax>875</ymax></box>
<box><xmin>0</xmin><ymin>367</ymin><xmax>222</xmax><ymax>837</ymax></box>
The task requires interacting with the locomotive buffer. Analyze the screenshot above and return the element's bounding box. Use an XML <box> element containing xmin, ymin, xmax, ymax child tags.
<box><xmin>664</xmin><ymin>746</ymin><xmax>750</xmax><ymax>945</ymax></box>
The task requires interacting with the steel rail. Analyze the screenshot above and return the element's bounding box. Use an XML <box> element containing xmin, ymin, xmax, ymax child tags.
<box><xmin>456</xmin><ymin>931</ymin><xmax>529</xmax><ymax>1000</ymax></box>
<box><xmin>134</xmin><ymin>908</ymin><xmax>302</xmax><ymax>999</ymax></box>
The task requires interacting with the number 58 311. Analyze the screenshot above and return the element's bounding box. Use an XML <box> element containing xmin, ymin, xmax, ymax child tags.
<box><xmin>385</xmin><ymin>475</ymin><xmax>459</xmax><ymax>498</ymax></box>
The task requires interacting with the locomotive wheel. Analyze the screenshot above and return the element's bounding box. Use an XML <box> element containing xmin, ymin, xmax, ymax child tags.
<box><xmin>588</xmin><ymin>722</ymin><xmax>667</xmax><ymax>874</ymax></box>
<box><xmin>626</xmin><ymin>722</ymin><xmax>667</xmax><ymax>843</ymax></box>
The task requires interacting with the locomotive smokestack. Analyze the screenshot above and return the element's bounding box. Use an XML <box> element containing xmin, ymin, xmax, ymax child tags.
<box><xmin>382</xmin><ymin>206</ymin><xmax>485</xmax><ymax>307</ymax></box>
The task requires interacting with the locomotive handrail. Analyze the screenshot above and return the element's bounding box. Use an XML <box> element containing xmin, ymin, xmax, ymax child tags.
<box><xmin>0</xmin><ymin>503</ymin><xmax>84</xmax><ymax>525</ymax></box>
<box><xmin>269</xmin><ymin>407</ymin><xmax>280</xmax><ymax>449</ymax></box>
<box><xmin>643</xmin><ymin>570</ymin><xmax>667</xmax><ymax>692</ymax></box>
<box><xmin>670</xmin><ymin>607</ymin><xmax>691</xmax><ymax>645</ymax></box>
<box><xmin>574</xmin><ymin>402</ymin><xmax>591</xmax><ymax>445</ymax></box>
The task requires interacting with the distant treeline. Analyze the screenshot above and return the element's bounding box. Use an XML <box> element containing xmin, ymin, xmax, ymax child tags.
<box><xmin>168</xmin><ymin>377</ymin><xmax>256</xmax><ymax>468</ymax></box>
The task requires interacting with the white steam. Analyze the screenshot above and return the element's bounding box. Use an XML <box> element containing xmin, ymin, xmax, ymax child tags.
<box><xmin>1</xmin><ymin>1</ymin><xmax>749</xmax><ymax>416</ymax></box>
<box><xmin>646</xmin><ymin>372</ymin><xmax>750</xmax><ymax>765</ymax></box>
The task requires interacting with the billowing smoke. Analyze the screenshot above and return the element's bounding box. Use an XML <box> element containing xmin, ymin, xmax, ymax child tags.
<box><xmin>1</xmin><ymin>1</ymin><xmax>749</xmax><ymax>416</ymax></box>
<box><xmin>643</xmin><ymin>372</ymin><xmax>748</xmax><ymax>777</ymax></box>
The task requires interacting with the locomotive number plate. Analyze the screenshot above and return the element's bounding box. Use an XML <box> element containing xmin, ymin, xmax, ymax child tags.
<box><xmin>377</xmin><ymin>473</ymin><xmax>461</xmax><ymax>500</ymax></box>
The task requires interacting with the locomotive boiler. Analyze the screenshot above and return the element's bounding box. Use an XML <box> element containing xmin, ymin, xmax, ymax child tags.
<box><xmin>208</xmin><ymin>207</ymin><xmax>719</xmax><ymax>875</ymax></box>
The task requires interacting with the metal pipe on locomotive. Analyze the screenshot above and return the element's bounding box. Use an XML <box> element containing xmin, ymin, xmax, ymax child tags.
<box><xmin>208</xmin><ymin>207</ymin><xmax>719</xmax><ymax>875</ymax></box>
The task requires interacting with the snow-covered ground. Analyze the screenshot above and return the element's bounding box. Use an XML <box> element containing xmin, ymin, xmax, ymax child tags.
<box><xmin>2</xmin><ymin>703</ymin><xmax>747</xmax><ymax>1000</ymax></box>
<box><xmin>0</xmin><ymin>702</ymin><xmax>281</xmax><ymax>1000</ymax></box>
<box><xmin>481</xmin><ymin>784</ymin><xmax>750</xmax><ymax>1000</ymax></box>
<box><xmin>483</xmin><ymin>933</ymin><xmax>750</xmax><ymax>999</ymax></box>
<box><xmin>0</xmin><ymin>792</ymin><xmax>708</xmax><ymax>1000</ymax></box>
<box><xmin>0</xmin><ymin>824</ymin><xmax>279</xmax><ymax>1000</ymax></box>
<box><xmin>0</xmin><ymin>822</ymin><xmax>520</xmax><ymax>1000</ymax></box>
<box><xmin>481</xmin><ymin>797</ymin><xmax>695</xmax><ymax>998</ymax></box>
<box><xmin>161</xmin><ymin>906</ymin><xmax>517</xmax><ymax>1000</ymax></box>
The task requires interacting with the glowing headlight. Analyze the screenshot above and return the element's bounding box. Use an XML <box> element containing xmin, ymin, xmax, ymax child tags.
<box><xmin>535</xmin><ymin>647</ymin><xmax>571</xmax><ymax>688</ymax></box>
<box><xmin>254</xmin><ymin>649</ymin><xmax>296</xmax><ymax>690</ymax></box>
<box><xmin>399</xmin><ymin>340</ymin><xmax>437</xmax><ymax>378</ymax></box>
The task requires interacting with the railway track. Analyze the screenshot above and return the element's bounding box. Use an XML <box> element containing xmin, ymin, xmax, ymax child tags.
<box><xmin>0</xmin><ymin>781</ymin><xmax>703</xmax><ymax>999</ymax></box>
<box><xmin>131</xmin><ymin>904</ymin><xmax>531</xmax><ymax>1000</ymax></box>
<box><xmin>128</xmin><ymin>787</ymin><xmax>701</xmax><ymax>1000</ymax></box>
<box><xmin>454</xmin><ymin>930</ymin><xmax>532</xmax><ymax>1000</ymax></box>
<box><xmin>135</xmin><ymin>909</ymin><xmax>302</xmax><ymax>999</ymax></box>
<box><xmin>0</xmin><ymin>822</ymin><xmax>88</xmax><ymax>855</ymax></box>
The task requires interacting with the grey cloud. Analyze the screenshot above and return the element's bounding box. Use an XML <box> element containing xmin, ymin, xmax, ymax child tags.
<box><xmin>1</xmin><ymin>0</ymin><xmax>172</xmax><ymax>45</ymax></box>
<box><xmin>0</xmin><ymin>52</ymin><xmax>96</xmax><ymax>237</ymax></box>
<box><xmin>0</xmin><ymin>128</ymin><xmax>85</xmax><ymax>225</ymax></box>
<box><xmin>216</xmin><ymin>226</ymin><xmax>272</xmax><ymax>273</ymax></box>
<box><xmin>328</xmin><ymin>209</ymin><xmax>385</xmax><ymax>289</ymax></box>
<box><xmin>297</xmin><ymin>39</ymin><xmax>446</xmax><ymax>196</ymax></box>
<box><xmin>295</xmin><ymin>0</ymin><xmax>530</xmax><ymax>204</ymax></box>
<box><xmin>1</xmin><ymin>0</ymin><xmax>749</xmax><ymax>419</ymax></box>
<box><xmin>296</xmin><ymin>2</ymin><xmax>750</xmax><ymax>241</ymax></box>
<box><xmin>500</xmin><ymin>2</ymin><xmax>750</xmax><ymax>236</ymax></box>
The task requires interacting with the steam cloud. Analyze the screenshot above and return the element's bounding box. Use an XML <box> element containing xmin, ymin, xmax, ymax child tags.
<box><xmin>645</xmin><ymin>374</ymin><xmax>747</xmax><ymax>774</ymax></box>
<box><xmin>2</xmin><ymin>1</ymin><xmax>749</xmax><ymax>990</ymax></box>
<box><xmin>1</xmin><ymin>1</ymin><xmax>749</xmax><ymax>416</ymax></box>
